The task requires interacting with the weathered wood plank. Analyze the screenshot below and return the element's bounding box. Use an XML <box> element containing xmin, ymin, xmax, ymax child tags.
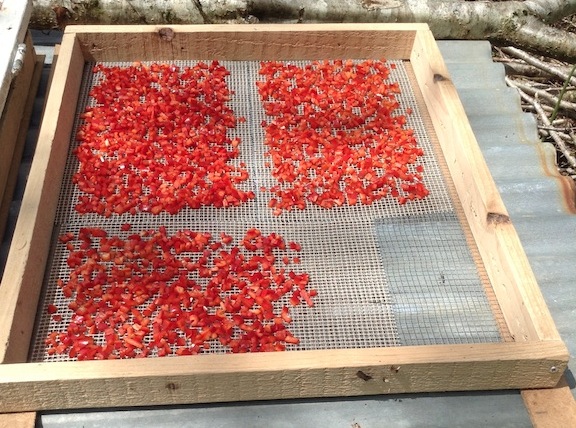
<box><xmin>67</xmin><ymin>23</ymin><xmax>421</xmax><ymax>61</ymax></box>
<box><xmin>522</xmin><ymin>376</ymin><xmax>576</xmax><ymax>428</ymax></box>
<box><xmin>0</xmin><ymin>412</ymin><xmax>35</xmax><ymax>428</ymax></box>
<box><xmin>0</xmin><ymin>34</ymin><xmax>84</xmax><ymax>364</ymax></box>
<box><xmin>0</xmin><ymin>0</ymin><xmax>31</xmax><ymax>119</ymax></box>
<box><xmin>0</xmin><ymin>34</ymin><xmax>39</xmax><ymax>241</ymax></box>
<box><xmin>0</xmin><ymin>342</ymin><xmax>567</xmax><ymax>413</ymax></box>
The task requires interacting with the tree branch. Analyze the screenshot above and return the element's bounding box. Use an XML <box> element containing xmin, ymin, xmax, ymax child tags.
<box><xmin>524</xmin><ymin>0</ymin><xmax>576</xmax><ymax>23</ymax></box>
<box><xmin>193</xmin><ymin>0</ymin><xmax>212</xmax><ymax>24</ymax></box>
<box><xmin>29</xmin><ymin>0</ymin><xmax>576</xmax><ymax>61</ymax></box>
<box><xmin>500</xmin><ymin>46</ymin><xmax>576</xmax><ymax>86</ymax></box>
<box><xmin>497</xmin><ymin>15</ymin><xmax>576</xmax><ymax>62</ymax></box>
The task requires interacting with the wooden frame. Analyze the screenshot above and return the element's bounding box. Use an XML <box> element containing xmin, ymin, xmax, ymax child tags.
<box><xmin>0</xmin><ymin>33</ymin><xmax>44</xmax><ymax>242</ymax></box>
<box><xmin>0</xmin><ymin>24</ymin><xmax>568</xmax><ymax>413</ymax></box>
<box><xmin>0</xmin><ymin>0</ymin><xmax>31</xmax><ymax>120</ymax></box>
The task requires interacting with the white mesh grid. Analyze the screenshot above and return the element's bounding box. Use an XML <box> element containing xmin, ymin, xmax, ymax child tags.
<box><xmin>30</xmin><ymin>60</ymin><xmax>501</xmax><ymax>362</ymax></box>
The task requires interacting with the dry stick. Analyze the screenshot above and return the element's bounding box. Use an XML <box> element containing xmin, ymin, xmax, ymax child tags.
<box><xmin>539</xmin><ymin>125</ymin><xmax>576</xmax><ymax>132</ymax></box>
<box><xmin>501</xmin><ymin>46</ymin><xmax>576</xmax><ymax>86</ymax></box>
<box><xmin>507</xmin><ymin>77</ymin><xmax>576</xmax><ymax>120</ymax></box>
<box><xmin>538</xmin><ymin>125</ymin><xmax>576</xmax><ymax>140</ymax></box>
<box><xmin>543</xmin><ymin>127</ymin><xmax>572</xmax><ymax>140</ymax></box>
<box><xmin>506</xmin><ymin>77</ymin><xmax>576</xmax><ymax>169</ymax></box>
<box><xmin>522</xmin><ymin>103</ymin><xmax>553</xmax><ymax>111</ymax></box>
<box><xmin>497</xmin><ymin>60</ymin><xmax>551</xmax><ymax>79</ymax></box>
<box><xmin>545</xmin><ymin>86</ymin><xmax>576</xmax><ymax>93</ymax></box>
<box><xmin>570</xmin><ymin>131</ymin><xmax>576</xmax><ymax>155</ymax></box>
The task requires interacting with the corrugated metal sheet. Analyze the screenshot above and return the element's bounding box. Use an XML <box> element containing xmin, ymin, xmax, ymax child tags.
<box><xmin>4</xmin><ymin>36</ymin><xmax>572</xmax><ymax>426</ymax></box>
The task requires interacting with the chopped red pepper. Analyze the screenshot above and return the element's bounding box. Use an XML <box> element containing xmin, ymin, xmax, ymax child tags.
<box><xmin>47</xmin><ymin>228</ymin><xmax>314</xmax><ymax>359</ymax></box>
<box><xmin>257</xmin><ymin>59</ymin><xmax>429</xmax><ymax>214</ymax></box>
<box><xmin>74</xmin><ymin>61</ymin><xmax>254</xmax><ymax>216</ymax></box>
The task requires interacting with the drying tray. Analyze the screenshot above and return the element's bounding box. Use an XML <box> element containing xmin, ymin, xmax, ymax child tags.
<box><xmin>0</xmin><ymin>24</ymin><xmax>568</xmax><ymax>413</ymax></box>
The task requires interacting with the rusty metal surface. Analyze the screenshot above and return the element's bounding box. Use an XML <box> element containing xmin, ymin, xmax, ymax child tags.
<box><xmin>7</xmin><ymin>36</ymin><xmax>573</xmax><ymax>426</ymax></box>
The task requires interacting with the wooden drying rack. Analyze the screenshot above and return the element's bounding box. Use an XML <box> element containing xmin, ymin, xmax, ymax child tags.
<box><xmin>0</xmin><ymin>24</ymin><xmax>568</xmax><ymax>416</ymax></box>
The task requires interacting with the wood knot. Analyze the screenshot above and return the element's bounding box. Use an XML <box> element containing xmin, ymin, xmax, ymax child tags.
<box><xmin>158</xmin><ymin>27</ymin><xmax>175</xmax><ymax>42</ymax></box>
<box><xmin>433</xmin><ymin>73</ymin><xmax>448</xmax><ymax>83</ymax></box>
<box><xmin>487</xmin><ymin>212</ymin><xmax>510</xmax><ymax>225</ymax></box>
<box><xmin>165</xmin><ymin>382</ymin><xmax>180</xmax><ymax>391</ymax></box>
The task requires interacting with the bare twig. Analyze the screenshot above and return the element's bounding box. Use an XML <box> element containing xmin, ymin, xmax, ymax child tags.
<box><xmin>501</xmin><ymin>46</ymin><xmax>576</xmax><ymax>86</ymax></box>
<box><xmin>545</xmin><ymin>86</ymin><xmax>576</xmax><ymax>93</ymax></box>
<box><xmin>506</xmin><ymin>76</ymin><xmax>576</xmax><ymax>169</ymax></box>
<box><xmin>507</xmin><ymin>76</ymin><xmax>576</xmax><ymax>120</ymax></box>
<box><xmin>539</xmin><ymin>125</ymin><xmax>576</xmax><ymax>132</ymax></box>
<box><xmin>501</xmin><ymin>62</ymin><xmax>551</xmax><ymax>79</ymax></box>
<box><xmin>494</xmin><ymin>54</ymin><xmax>552</xmax><ymax>79</ymax></box>
<box><xmin>522</xmin><ymin>104</ymin><xmax>554</xmax><ymax>114</ymax></box>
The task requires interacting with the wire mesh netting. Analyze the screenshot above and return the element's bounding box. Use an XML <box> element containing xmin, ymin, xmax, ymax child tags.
<box><xmin>30</xmin><ymin>59</ymin><xmax>502</xmax><ymax>362</ymax></box>
<box><xmin>374</xmin><ymin>212</ymin><xmax>501</xmax><ymax>345</ymax></box>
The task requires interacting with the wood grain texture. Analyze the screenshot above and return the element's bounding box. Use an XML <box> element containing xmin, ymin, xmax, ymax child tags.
<box><xmin>67</xmin><ymin>23</ymin><xmax>422</xmax><ymax>62</ymax></box>
<box><xmin>0</xmin><ymin>342</ymin><xmax>567</xmax><ymax>413</ymax></box>
<box><xmin>0</xmin><ymin>53</ymin><xmax>44</xmax><ymax>243</ymax></box>
<box><xmin>0</xmin><ymin>412</ymin><xmax>35</xmax><ymax>428</ymax></box>
<box><xmin>409</xmin><ymin>29</ymin><xmax>562</xmax><ymax>344</ymax></box>
<box><xmin>0</xmin><ymin>55</ymin><xmax>45</xmax><ymax>238</ymax></box>
<box><xmin>0</xmin><ymin>34</ymin><xmax>84</xmax><ymax>364</ymax></box>
<box><xmin>407</xmin><ymin>31</ymin><xmax>575</xmax><ymax>425</ymax></box>
<box><xmin>522</xmin><ymin>377</ymin><xmax>576</xmax><ymax>428</ymax></box>
<box><xmin>0</xmin><ymin>34</ymin><xmax>38</xmax><ymax>241</ymax></box>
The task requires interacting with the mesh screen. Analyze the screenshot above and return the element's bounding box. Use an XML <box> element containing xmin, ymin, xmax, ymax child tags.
<box><xmin>374</xmin><ymin>212</ymin><xmax>502</xmax><ymax>345</ymax></box>
<box><xmin>30</xmin><ymin>60</ymin><xmax>502</xmax><ymax>362</ymax></box>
